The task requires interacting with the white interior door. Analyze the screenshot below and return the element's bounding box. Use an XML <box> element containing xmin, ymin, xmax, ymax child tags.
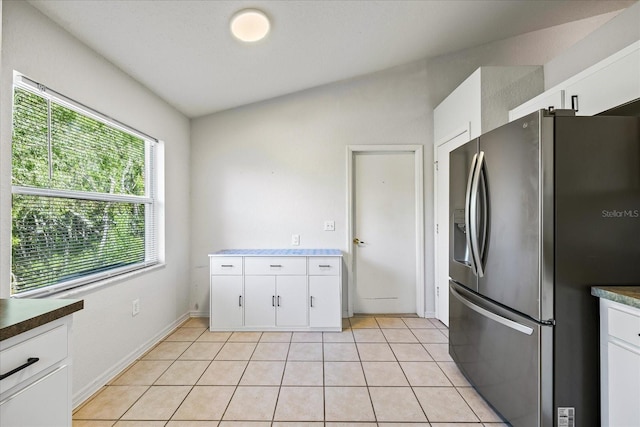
<box><xmin>353</xmin><ymin>152</ymin><xmax>416</xmax><ymax>314</ymax></box>
<box><xmin>435</xmin><ymin>128</ymin><xmax>470</xmax><ymax>326</ymax></box>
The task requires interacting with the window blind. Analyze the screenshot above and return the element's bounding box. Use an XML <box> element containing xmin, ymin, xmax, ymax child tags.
<box><xmin>11</xmin><ymin>78</ymin><xmax>159</xmax><ymax>296</ymax></box>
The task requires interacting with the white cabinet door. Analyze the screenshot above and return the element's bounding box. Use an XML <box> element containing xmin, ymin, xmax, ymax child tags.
<box><xmin>565</xmin><ymin>47</ymin><xmax>640</xmax><ymax>116</ymax></box>
<box><xmin>244</xmin><ymin>276</ymin><xmax>276</xmax><ymax>328</ymax></box>
<box><xmin>309</xmin><ymin>276</ymin><xmax>341</xmax><ymax>329</ymax></box>
<box><xmin>508</xmin><ymin>89</ymin><xmax>564</xmax><ymax>121</ymax></box>
<box><xmin>275</xmin><ymin>276</ymin><xmax>308</xmax><ymax>327</ymax></box>
<box><xmin>0</xmin><ymin>365</ymin><xmax>69</xmax><ymax>427</ymax></box>
<box><xmin>607</xmin><ymin>341</ymin><xmax>640</xmax><ymax>426</ymax></box>
<box><xmin>210</xmin><ymin>276</ymin><xmax>244</xmax><ymax>329</ymax></box>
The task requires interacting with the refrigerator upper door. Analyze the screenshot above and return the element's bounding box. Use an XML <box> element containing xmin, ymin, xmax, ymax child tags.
<box><xmin>477</xmin><ymin>113</ymin><xmax>543</xmax><ymax>320</ymax></box>
<box><xmin>449</xmin><ymin>138</ymin><xmax>479</xmax><ymax>291</ymax></box>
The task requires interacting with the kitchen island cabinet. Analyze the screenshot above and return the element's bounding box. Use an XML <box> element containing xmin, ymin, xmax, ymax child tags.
<box><xmin>0</xmin><ymin>298</ymin><xmax>83</xmax><ymax>427</ymax></box>
<box><xmin>592</xmin><ymin>286</ymin><xmax>640</xmax><ymax>427</ymax></box>
<box><xmin>210</xmin><ymin>249</ymin><xmax>342</xmax><ymax>331</ymax></box>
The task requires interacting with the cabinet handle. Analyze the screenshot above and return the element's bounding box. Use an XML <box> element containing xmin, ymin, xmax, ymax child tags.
<box><xmin>571</xmin><ymin>95</ymin><xmax>579</xmax><ymax>112</ymax></box>
<box><xmin>318</xmin><ymin>265</ymin><xmax>331</xmax><ymax>268</ymax></box>
<box><xmin>272</xmin><ymin>296</ymin><xmax>275</xmax><ymax>307</ymax></box>
<box><xmin>239</xmin><ymin>295</ymin><xmax>242</xmax><ymax>307</ymax></box>
<box><xmin>0</xmin><ymin>357</ymin><xmax>40</xmax><ymax>380</ymax></box>
<box><xmin>277</xmin><ymin>296</ymin><xmax>281</xmax><ymax>307</ymax></box>
<box><xmin>310</xmin><ymin>296</ymin><xmax>314</xmax><ymax>307</ymax></box>
<box><xmin>221</xmin><ymin>264</ymin><xmax>234</xmax><ymax>268</ymax></box>
<box><xmin>270</xmin><ymin>264</ymin><xmax>282</xmax><ymax>268</ymax></box>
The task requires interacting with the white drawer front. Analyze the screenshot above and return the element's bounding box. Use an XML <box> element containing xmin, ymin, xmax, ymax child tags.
<box><xmin>0</xmin><ymin>325</ymin><xmax>68</xmax><ymax>394</ymax></box>
<box><xmin>609</xmin><ymin>307</ymin><xmax>640</xmax><ymax>348</ymax></box>
<box><xmin>309</xmin><ymin>257</ymin><xmax>341</xmax><ymax>276</ymax></box>
<box><xmin>245</xmin><ymin>257</ymin><xmax>307</xmax><ymax>275</ymax></box>
<box><xmin>210</xmin><ymin>257</ymin><xmax>243</xmax><ymax>275</ymax></box>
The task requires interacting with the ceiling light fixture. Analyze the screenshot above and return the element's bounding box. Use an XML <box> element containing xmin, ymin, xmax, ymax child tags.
<box><xmin>230</xmin><ymin>9</ymin><xmax>270</xmax><ymax>43</ymax></box>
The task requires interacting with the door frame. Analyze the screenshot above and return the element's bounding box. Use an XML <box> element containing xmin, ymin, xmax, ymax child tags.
<box><xmin>346</xmin><ymin>145</ymin><xmax>425</xmax><ymax>317</ymax></box>
<box><xmin>433</xmin><ymin>123</ymin><xmax>471</xmax><ymax>324</ymax></box>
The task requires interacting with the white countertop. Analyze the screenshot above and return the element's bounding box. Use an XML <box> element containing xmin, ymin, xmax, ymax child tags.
<box><xmin>210</xmin><ymin>249</ymin><xmax>342</xmax><ymax>257</ymax></box>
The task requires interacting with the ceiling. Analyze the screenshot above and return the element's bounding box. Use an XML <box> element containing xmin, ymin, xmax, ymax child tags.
<box><xmin>28</xmin><ymin>0</ymin><xmax>635</xmax><ymax>118</ymax></box>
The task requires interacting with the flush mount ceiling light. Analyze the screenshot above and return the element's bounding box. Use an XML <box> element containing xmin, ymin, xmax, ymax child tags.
<box><xmin>230</xmin><ymin>9</ymin><xmax>270</xmax><ymax>43</ymax></box>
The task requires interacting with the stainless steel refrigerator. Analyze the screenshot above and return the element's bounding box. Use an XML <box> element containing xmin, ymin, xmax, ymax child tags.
<box><xmin>448</xmin><ymin>109</ymin><xmax>640</xmax><ymax>427</ymax></box>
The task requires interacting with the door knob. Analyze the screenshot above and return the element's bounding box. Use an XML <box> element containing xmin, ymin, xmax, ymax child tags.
<box><xmin>353</xmin><ymin>238</ymin><xmax>365</xmax><ymax>244</ymax></box>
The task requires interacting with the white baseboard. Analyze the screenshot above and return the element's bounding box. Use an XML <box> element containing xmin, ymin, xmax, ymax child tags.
<box><xmin>424</xmin><ymin>310</ymin><xmax>436</xmax><ymax>318</ymax></box>
<box><xmin>72</xmin><ymin>312</ymin><xmax>190</xmax><ymax>409</ymax></box>
<box><xmin>189</xmin><ymin>310</ymin><xmax>209</xmax><ymax>318</ymax></box>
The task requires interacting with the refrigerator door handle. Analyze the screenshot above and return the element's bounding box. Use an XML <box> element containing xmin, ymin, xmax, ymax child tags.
<box><xmin>469</xmin><ymin>151</ymin><xmax>485</xmax><ymax>277</ymax></box>
<box><xmin>465</xmin><ymin>153</ymin><xmax>479</xmax><ymax>275</ymax></box>
<box><xmin>478</xmin><ymin>156</ymin><xmax>489</xmax><ymax>269</ymax></box>
<box><xmin>450</xmin><ymin>285</ymin><xmax>534</xmax><ymax>335</ymax></box>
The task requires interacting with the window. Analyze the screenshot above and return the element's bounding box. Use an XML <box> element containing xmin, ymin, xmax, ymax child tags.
<box><xmin>11</xmin><ymin>75</ymin><xmax>159</xmax><ymax>296</ymax></box>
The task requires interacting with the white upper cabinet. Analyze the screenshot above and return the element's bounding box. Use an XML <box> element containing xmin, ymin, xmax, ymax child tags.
<box><xmin>510</xmin><ymin>41</ymin><xmax>640</xmax><ymax>120</ymax></box>
<box><xmin>434</xmin><ymin>66</ymin><xmax>543</xmax><ymax>143</ymax></box>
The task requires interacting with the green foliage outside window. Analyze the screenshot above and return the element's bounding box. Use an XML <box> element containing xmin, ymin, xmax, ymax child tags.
<box><xmin>11</xmin><ymin>87</ymin><xmax>149</xmax><ymax>294</ymax></box>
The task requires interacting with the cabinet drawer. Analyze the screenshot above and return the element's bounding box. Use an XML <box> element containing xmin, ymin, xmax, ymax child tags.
<box><xmin>0</xmin><ymin>325</ymin><xmax>67</xmax><ymax>394</ymax></box>
<box><xmin>245</xmin><ymin>257</ymin><xmax>307</xmax><ymax>275</ymax></box>
<box><xmin>309</xmin><ymin>257</ymin><xmax>341</xmax><ymax>276</ymax></box>
<box><xmin>210</xmin><ymin>257</ymin><xmax>243</xmax><ymax>275</ymax></box>
<box><xmin>609</xmin><ymin>307</ymin><xmax>640</xmax><ymax>348</ymax></box>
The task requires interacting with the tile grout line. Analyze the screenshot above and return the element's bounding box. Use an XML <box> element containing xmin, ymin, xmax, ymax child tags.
<box><xmin>270</xmin><ymin>337</ymin><xmax>293</xmax><ymax>423</ymax></box>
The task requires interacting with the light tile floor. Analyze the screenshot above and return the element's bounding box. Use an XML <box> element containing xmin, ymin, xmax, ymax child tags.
<box><xmin>73</xmin><ymin>316</ymin><xmax>509</xmax><ymax>426</ymax></box>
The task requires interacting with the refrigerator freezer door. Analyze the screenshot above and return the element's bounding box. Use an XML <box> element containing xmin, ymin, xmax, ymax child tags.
<box><xmin>476</xmin><ymin>114</ymin><xmax>543</xmax><ymax>320</ymax></box>
<box><xmin>449</xmin><ymin>282</ymin><xmax>547</xmax><ymax>427</ymax></box>
<box><xmin>449</xmin><ymin>139</ymin><xmax>479</xmax><ymax>291</ymax></box>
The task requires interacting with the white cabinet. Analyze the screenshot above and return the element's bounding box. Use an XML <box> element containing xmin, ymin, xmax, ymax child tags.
<box><xmin>510</xmin><ymin>41</ymin><xmax>640</xmax><ymax>120</ymax></box>
<box><xmin>564</xmin><ymin>45</ymin><xmax>640</xmax><ymax>116</ymax></box>
<box><xmin>508</xmin><ymin>89</ymin><xmax>565</xmax><ymax>121</ymax></box>
<box><xmin>210</xmin><ymin>276</ymin><xmax>244</xmax><ymax>329</ymax></box>
<box><xmin>209</xmin><ymin>250</ymin><xmax>342</xmax><ymax>331</ymax></box>
<box><xmin>434</xmin><ymin>66</ymin><xmax>543</xmax><ymax>143</ymax></box>
<box><xmin>210</xmin><ymin>257</ymin><xmax>244</xmax><ymax>329</ymax></box>
<box><xmin>309</xmin><ymin>257</ymin><xmax>342</xmax><ymax>329</ymax></box>
<box><xmin>0</xmin><ymin>316</ymin><xmax>74</xmax><ymax>427</ymax></box>
<box><xmin>0</xmin><ymin>365</ymin><xmax>69</xmax><ymax>427</ymax></box>
<box><xmin>598</xmin><ymin>298</ymin><xmax>640</xmax><ymax>427</ymax></box>
<box><xmin>244</xmin><ymin>275</ymin><xmax>308</xmax><ymax>328</ymax></box>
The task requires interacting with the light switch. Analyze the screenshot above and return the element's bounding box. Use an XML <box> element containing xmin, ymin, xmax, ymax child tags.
<box><xmin>324</xmin><ymin>220</ymin><xmax>335</xmax><ymax>231</ymax></box>
<box><xmin>292</xmin><ymin>234</ymin><xmax>300</xmax><ymax>246</ymax></box>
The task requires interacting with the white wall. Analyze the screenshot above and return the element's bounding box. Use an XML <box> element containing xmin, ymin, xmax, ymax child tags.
<box><xmin>190</xmin><ymin>59</ymin><xmax>429</xmax><ymax>315</ymax></box>
<box><xmin>0</xmin><ymin>1</ymin><xmax>191</xmax><ymax>406</ymax></box>
<box><xmin>544</xmin><ymin>1</ymin><xmax>640</xmax><ymax>89</ymax></box>
<box><xmin>189</xmin><ymin>11</ymin><xmax>615</xmax><ymax>318</ymax></box>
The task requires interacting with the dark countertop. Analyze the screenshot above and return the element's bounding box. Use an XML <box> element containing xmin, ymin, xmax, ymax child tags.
<box><xmin>0</xmin><ymin>298</ymin><xmax>84</xmax><ymax>341</ymax></box>
<box><xmin>591</xmin><ymin>286</ymin><xmax>640</xmax><ymax>310</ymax></box>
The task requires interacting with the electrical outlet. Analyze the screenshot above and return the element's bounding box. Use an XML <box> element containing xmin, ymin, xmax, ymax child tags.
<box><xmin>292</xmin><ymin>234</ymin><xmax>300</xmax><ymax>246</ymax></box>
<box><xmin>324</xmin><ymin>220</ymin><xmax>335</xmax><ymax>231</ymax></box>
<box><xmin>132</xmin><ymin>299</ymin><xmax>140</xmax><ymax>316</ymax></box>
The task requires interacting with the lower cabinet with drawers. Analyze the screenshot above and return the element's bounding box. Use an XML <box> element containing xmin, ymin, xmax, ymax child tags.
<box><xmin>1</xmin><ymin>299</ymin><xmax>83</xmax><ymax>427</ymax></box>
<box><xmin>209</xmin><ymin>249</ymin><xmax>342</xmax><ymax>331</ymax></box>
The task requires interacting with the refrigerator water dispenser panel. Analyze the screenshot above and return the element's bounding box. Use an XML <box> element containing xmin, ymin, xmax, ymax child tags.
<box><xmin>453</xmin><ymin>208</ymin><xmax>470</xmax><ymax>266</ymax></box>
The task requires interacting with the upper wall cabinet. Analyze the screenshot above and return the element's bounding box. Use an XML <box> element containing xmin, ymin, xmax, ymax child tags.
<box><xmin>510</xmin><ymin>41</ymin><xmax>640</xmax><ymax>120</ymax></box>
<box><xmin>434</xmin><ymin>66</ymin><xmax>543</xmax><ymax>145</ymax></box>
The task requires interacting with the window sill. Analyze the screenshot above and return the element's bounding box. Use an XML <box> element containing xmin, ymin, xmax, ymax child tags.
<box><xmin>13</xmin><ymin>263</ymin><xmax>166</xmax><ymax>300</ymax></box>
